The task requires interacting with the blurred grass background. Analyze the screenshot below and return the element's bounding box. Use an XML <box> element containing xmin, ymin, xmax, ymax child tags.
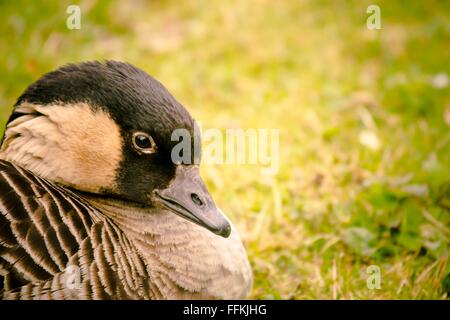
<box><xmin>0</xmin><ymin>0</ymin><xmax>449</xmax><ymax>299</ymax></box>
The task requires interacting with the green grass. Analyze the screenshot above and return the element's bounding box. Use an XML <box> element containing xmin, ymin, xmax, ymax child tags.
<box><xmin>0</xmin><ymin>0</ymin><xmax>449</xmax><ymax>299</ymax></box>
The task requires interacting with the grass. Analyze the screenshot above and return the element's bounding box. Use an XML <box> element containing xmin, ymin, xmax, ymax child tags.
<box><xmin>0</xmin><ymin>0</ymin><xmax>449</xmax><ymax>299</ymax></box>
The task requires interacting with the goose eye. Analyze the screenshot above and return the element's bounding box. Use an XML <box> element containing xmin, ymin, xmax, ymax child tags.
<box><xmin>132</xmin><ymin>132</ymin><xmax>157</xmax><ymax>154</ymax></box>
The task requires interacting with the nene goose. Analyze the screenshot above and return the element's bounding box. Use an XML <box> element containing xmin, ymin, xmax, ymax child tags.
<box><xmin>0</xmin><ymin>61</ymin><xmax>252</xmax><ymax>300</ymax></box>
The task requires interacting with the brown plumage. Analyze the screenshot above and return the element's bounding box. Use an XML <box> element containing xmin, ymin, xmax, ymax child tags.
<box><xmin>0</xmin><ymin>61</ymin><xmax>252</xmax><ymax>299</ymax></box>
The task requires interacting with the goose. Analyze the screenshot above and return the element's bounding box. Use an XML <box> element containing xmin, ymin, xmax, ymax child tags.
<box><xmin>0</xmin><ymin>61</ymin><xmax>253</xmax><ymax>300</ymax></box>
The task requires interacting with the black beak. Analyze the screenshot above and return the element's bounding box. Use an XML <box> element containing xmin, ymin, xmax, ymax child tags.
<box><xmin>153</xmin><ymin>165</ymin><xmax>231</xmax><ymax>238</ymax></box>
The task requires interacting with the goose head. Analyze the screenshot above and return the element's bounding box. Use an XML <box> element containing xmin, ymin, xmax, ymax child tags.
<box><xmin>0</xmin><ymin>61</ymin><xmax>231</xmax><ymax>238</ymax></box>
